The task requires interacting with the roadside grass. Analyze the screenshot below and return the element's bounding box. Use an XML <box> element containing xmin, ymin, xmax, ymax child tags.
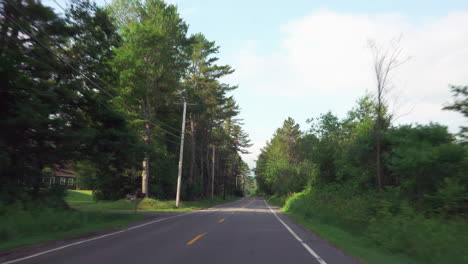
<box><xmin>0</xmin><ymin>204</ymin><xmax>143</xmax><ymax>252</ymax></box>
<box><xmin>267</xmin><ymin>191</ymin><xmax>468</xmax><ymax>264</ymax></box>
<box><xmin>137</xmin><ymin>197</ymin><xmax>239</xmax><ymax>212</ymax></box>
<box><xmin>285</xmin><ymin>211</ymin><xmax>419</xmax><ymax>264</ymax></box>
<box><xmin>66</xmin><ymin>190</ymin><xmax>240</xmax><ymax>212</ymax></box>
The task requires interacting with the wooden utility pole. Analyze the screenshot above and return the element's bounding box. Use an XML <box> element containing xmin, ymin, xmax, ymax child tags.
<box><xmin>175</xmin><ymin>101</ymin><xmax>187</xmax><ymax>208</ymax></box>
<box><xmin>211</xmin><ymin>146</ymin><xmax>215</xmax><ymax>200</ymax></box>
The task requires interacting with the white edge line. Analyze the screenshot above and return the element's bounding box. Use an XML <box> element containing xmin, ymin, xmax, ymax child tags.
<box><xmin>264</xmin><ymin>200</ymin><xmax>327</xmax><ymax>264</ymax></box>
<box><xmin>1</xmin><ymin>211</ymin><xmax>198</xmax><ymax>264</ymax></box>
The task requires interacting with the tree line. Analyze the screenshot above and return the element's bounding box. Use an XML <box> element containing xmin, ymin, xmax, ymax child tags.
<box><xmin>0</xmin><ymin>0</ymin><xmax>251</xmax><ymax>203</ymax></box>
<box><xmin>256</xmin><ymin>88</ymin><xmax>467</xmax><ymax>212</ymax></box>
<box><xmin>255</xmin><ymin>40</ymin><xmax>467</xmax><ymax>215</ymax></box>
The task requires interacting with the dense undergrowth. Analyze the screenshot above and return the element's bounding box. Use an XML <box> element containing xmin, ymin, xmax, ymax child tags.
<box><xmin>269</xmin><ymin>186</ymin><xmax>468</xmax><ymax>264</ymax></box>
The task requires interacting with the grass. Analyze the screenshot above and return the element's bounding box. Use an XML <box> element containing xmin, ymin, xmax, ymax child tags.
<box><xmin>66</xmin><ymin>190</ymin><xmax>240</xmax><ymax>212</ymax></box>
<box><xmin>0</xmin><ymin>203</ymin><xmax>144</xmax><ymax>252</ymax></box>
<box><xmin>285</xmin><ymin>210</ymin><xmax>419</xmax><ymax>264</ymax></box>
<box><xmin>267</xmin><ymin>191</ymin><xmax>468</xmax><ymax>264</ymax></box>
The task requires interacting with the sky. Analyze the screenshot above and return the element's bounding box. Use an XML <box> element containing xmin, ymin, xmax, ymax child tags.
<box><xmin>48</xmin><ymin>0</ymin><xmax>468</xmax><ymax>169</ymax></box>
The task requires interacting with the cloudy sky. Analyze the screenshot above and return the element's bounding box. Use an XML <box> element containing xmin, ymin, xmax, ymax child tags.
<box><xmin>167</xmin><ymin>0</ymin><xmax>468</xmax><ymax>169</ymax></box>
<box><xmin>49</xmin><ymin>0</ymin><xmax>468</xmax><ymax>169</ymax></box>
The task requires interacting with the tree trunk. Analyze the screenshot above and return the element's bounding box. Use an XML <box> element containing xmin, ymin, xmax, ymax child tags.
<box><xmin>141</xmin><ymin>121</ymin><xmax>151</xmax><ymax>196</ymax></box>
<box><xmin>376</xmin><ymin>101</ymin><xmax>383</xmax><ymax>190</ymax></box>
<box><xmin>189</xmin><ymin>115</ymin><xmax>196</xmax><ymax>187</ymax></box>
<box><xmin>223</xmin><ymin>161</ymin><xmax>227</xmax><ymax>200</ymax></box>
<box><xmin>141</xmin><ymin>154</ymin><xmax>149</xmax><ymax>195</ymax></box>
<box><xmin>200</xmin><ymin>146</ymin><xmax>206</xmax><ymax>197</ymax></box>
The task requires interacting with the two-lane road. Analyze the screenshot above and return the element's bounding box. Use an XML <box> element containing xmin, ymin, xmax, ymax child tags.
<box><xmin>1</xmin><ymin>198</ymin><xmax>361</xmax><ymax>264</ymax></box>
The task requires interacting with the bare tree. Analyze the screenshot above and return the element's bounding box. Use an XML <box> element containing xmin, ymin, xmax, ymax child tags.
<box><xmin>368</xmin><ymin>37</ymin><xmax>408</xmax><ymax>190</ymax></box>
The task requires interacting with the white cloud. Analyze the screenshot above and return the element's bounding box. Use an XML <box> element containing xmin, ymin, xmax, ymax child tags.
<box><xmin>232</xmin><ymin>10</ymin><xmax>468</xmax><ymax>168</ymax></box>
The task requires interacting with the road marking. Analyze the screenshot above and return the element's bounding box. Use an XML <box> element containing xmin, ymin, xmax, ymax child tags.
<box><xmin>187</xmin><ymin>232</ymin><xmax>207</xmax><ymax>245</ymax></box>
<box><xmin>264</xmin><ymin>200</ymin><xmax>327</xmax><ymax>264</ymax></box>
<box><xmin>218</xmin><ymin>218</ymin><xmax>225</xmax><ymax>223</ymax></box>
<box><xmin>1</xmin><ymin>211</ymin><xmax>199</xmax><ymax>264</ymax></box>
<box><xmin>240</xmin><ymin>198</ymin><xmax>256</xmax><ymax>209</ymax></box>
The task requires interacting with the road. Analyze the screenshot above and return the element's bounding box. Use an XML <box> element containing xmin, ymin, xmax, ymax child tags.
<box><xmin>1</xmin><ymin>198</ymin><xmax>361</xmax><ymax>264</ymax></box>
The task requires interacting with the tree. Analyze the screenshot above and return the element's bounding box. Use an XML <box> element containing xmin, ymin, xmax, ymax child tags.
<box><xmin>255</xmin><ymin>118</ymin><xmax>304</xmax><ymax>195</ymax></box>
<box><xmin>182</xmin><ymin>33</ymin><xmax>237</xmax><ymax>197</ymax></box>
<box><xmin>443</xmin><ymin>85</ymin><xmax>468</xmax><ymax>145</ymax></box>
<box><xmin>368</xmin><ymin>38</ymin><xmax>407</xmax><ymax>190</ymax></box>
<box><xmin>0</xmin><ymin>0</ymin><xmax>143</xmax><ymax>201</ymax></box>
<box><xmin>113</xmin><ymin>0</ymin><xmax>189</xmax><ymax>196</ymax></box>
<box><xmin>0</xmin><ymin>0</ymin><xmax>72</xmax><ymax>199</ymax></box>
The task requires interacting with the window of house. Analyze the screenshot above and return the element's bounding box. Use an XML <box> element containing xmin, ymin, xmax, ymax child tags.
<box><xmin>68</xmin><ymin>178</ymin><xmax>74</xmax><ymax>186</ymax></box>
<box><xmin>50</xmin><ymin>177</ymin><xmax>55</xmax><ymax>184</ymax></box>
<box><xmin>60</xmin><ymin>177</ymin><xmax>66</xmax><ymax>185</ymax></box>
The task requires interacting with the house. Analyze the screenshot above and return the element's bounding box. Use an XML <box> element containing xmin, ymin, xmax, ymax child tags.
<box><xmin>42</xmin><ymin>163</ymin><xmax>77</xmax><ymax>189</ymax></box>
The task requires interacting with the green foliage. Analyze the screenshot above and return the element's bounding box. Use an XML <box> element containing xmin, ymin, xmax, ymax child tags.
<box><xmin>257</xmin><ymin>95</ymin><xmax>467</xmax><ymax>215</ymax></box>
<box><xmin>255</xmin><ymin>118</ymin><xmax>307</xmax><ymax>195</ymax></box>
<box><xmin>1</xmin><ymin>0</ymin><xmax>249</xmax><ymax>204</ymax></box>
<box><xmin>0</xmin><ymin>0</ymin><xmax>143</xmax><ymax>202</ymax></box>
<box><xmin>387</xmin><ymin>124</ymin><xmax>467</xmax><ymax>208</ymax></box>
<box><xmin>443</xmin><ymin>85</ymin><xmax>468</xmax><ymax>145</ymax></box>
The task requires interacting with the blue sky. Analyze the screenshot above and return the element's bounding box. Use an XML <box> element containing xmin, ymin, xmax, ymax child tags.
<box><xmin>47</xmin><ymin>0</ymin><xmax>468</xmax><ymax>169</ymax></box>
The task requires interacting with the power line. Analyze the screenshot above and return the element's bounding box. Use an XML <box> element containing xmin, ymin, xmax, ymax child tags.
<box><xmin>8</xmin><ymin>0</ymin><xmax>182</xmax><ymax>137</ymax></box>
<box><xmin>0</xmin><ymin>20</ymin><xmax>180</xmax><ymax>145</ymax></box>
<box><xmin>51</xmin><ymin>0</ymin><xmax>66</xmax><ymax>11</ymax></box>
<box><xmin>55</xmin><ymin>0</ymin><xmax>181</xmax><ymax>134</ymax></box>
<box><xmin>1</xmin><ymin>11</ymin><xmax>182</xmax><ymax>145</ymax></box>
<box><xmin>1</xmin><ymin>4</ymin><xmax>182</xmax><ymax>139</ymax></box>
<box><xmin>0</xmin><ymin>37</ymin><xmax>179</xmax><ymax>147</ymax></box>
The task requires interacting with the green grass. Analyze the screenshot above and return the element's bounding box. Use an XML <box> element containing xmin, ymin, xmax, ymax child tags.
<box><xmin>66</xmin><ymin>190</ymin><xmax>240</xmax><ymax>212</ymax></box>
<box><xmin>0</xmin><ymin>204</ymin><xmax>143</xmax><ymax>251</ymax></box>
<box><xmin>285</xmin><ymin>211</ymin><xmax>419</xmax><ymax>264</ymax></box>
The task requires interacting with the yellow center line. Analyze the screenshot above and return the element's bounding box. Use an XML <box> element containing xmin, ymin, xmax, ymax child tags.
<box><xmin>187</xmin><ymin>232</ymin><xmax>207</xmax><ymax>245</ymax></box>
<box><xmin>218</xmin><ymin>218</ymin><xmax>225</xmax><ymax>223</ymax></box>
<box><xmin>240</xmin><ymin>198</ymin><xmax>256</xmax><ymax>209</ymax></box>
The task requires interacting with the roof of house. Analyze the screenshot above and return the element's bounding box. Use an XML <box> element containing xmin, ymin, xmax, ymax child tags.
<box><xmin>52</xmin><ymin>163</ymin><xmax>76</xmax><ymax>178</ymax></box>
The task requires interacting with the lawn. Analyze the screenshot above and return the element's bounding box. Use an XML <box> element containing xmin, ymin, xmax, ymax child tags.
<box><xmin>0</xmin><ymin>203</ymin><xmax>143</xmax><ymax>251</ymax></box>
<box><xmin>66</xmin><ymin>190</ymin><xmax>240</xmax><ymax>212</ymax></box>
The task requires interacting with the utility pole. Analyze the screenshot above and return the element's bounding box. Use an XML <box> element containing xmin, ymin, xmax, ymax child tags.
<box><xmin>211</xmin><ymin>146</ymin><xmax>215</xmax><ymax>200</ymax></box>
<box><xmin>175</xmin><ymin>101</ymin><xmax>187</xmax><ymax>208</ymax></box>
<box><xmin>243</xmin><ymin>175</ymin><xmax>246</xmax><ymax>196</ymax></box>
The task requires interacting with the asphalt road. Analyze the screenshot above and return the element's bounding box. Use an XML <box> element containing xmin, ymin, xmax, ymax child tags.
<box><xmin>1</xmin><ymin>198</ymin><xmax>361</xmax><ymax>264</ymax></box>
